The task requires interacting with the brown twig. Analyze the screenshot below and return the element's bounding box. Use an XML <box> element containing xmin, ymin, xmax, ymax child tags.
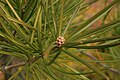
<box><xmin>0</xmin><ymin>56</ymin><xmax>42</xmax><ymax>72</ymax></box>
<box><xmin>4</xmin><ymin>62</ymin><xmax>25</xmax><ymax>70</ymax></box>
<box><xmin>80</xmin><ymin>51</ymin><xmax>120</xmax><ymax>74</ymax></box>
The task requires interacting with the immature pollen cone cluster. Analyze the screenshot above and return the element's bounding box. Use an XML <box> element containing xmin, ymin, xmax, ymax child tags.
<box><xmin>56</xmin><ymin>36</ymin><xmax>65</xmax><ymax>47</ymax></box>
